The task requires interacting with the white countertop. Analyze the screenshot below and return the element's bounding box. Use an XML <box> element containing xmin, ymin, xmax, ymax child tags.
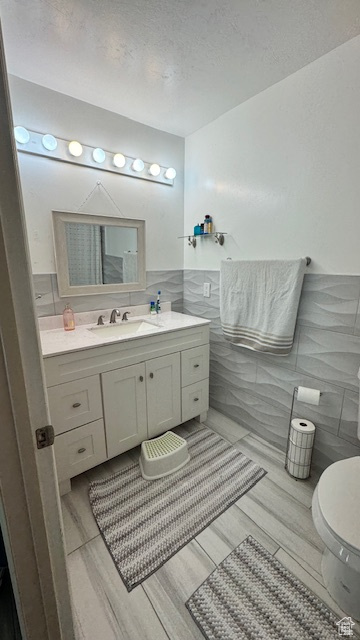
<box><xmin>40</xmin><ymin>311</ymin><xmax>210</xmax><ymax>358</ymax></box>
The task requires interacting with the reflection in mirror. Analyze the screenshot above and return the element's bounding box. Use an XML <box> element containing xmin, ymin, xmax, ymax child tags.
<box><xmin>52</xmin><ymin>211</ymin><xmax>145</xmax><ymax>297</ymax></box>
<box><xmin>65</xmin><ymin>223</ymin><xmax>138</xmax><ymax>286</ymax></box>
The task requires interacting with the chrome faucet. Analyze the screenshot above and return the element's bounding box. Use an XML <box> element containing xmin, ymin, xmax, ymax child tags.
<box><xmin>110</xmin><ymin>309</ymin><xmax>121</xmax><ymax>323</ymax></box>
<box><xmin>122</xmin><ymin>311</ymin><xmax>131</xmax><ymax>321</ymax></box>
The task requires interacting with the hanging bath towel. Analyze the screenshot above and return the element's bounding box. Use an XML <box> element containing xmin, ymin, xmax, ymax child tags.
<box><xmin>220</xmin><ymin>259</ymin><xmax>306</xmax><ymax>355</ymax></box>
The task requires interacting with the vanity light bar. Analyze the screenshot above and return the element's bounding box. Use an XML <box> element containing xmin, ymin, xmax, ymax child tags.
<box><xmin>13</xmin><ymin>127</ymin><xmax>176</xmax><ymax>186</ymax></box>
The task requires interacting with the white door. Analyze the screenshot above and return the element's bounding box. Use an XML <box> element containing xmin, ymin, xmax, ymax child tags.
<box><xmin>146</xmin><ymin>353</ymin><xmax>181</xmax><ymax>438</ymax></box>
<box><xmin>103</xmin><ymin>363</ymin><xmax>148</xmax><ymax>457</ymax></box>
<box><xmin>0</xmin><ymin>24</ymin><xmax>75</xmax><ymax>640</ymax></box>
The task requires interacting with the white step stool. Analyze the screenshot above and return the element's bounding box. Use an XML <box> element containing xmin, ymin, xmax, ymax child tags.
<box><xmin>139</xmin><ymin>431</ymin><xmax>190</xmax><ymax>480</ymax></box>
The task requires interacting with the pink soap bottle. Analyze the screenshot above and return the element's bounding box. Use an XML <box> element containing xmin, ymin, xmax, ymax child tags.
<box><xmin>63</xmin><ymin>303</ymin><xmax>75</xmax><ymax>331</ymax></box>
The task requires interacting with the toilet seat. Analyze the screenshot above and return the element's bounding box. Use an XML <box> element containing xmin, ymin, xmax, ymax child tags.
<box><xmin>312</xmin><ymin>456</ymin><xmax>360</xmax><ymax>572</ymax></box>
<box><xmin>317</xmin><ymin>456</ymin><xmax>360</xmax><ymax>553</ymax></box>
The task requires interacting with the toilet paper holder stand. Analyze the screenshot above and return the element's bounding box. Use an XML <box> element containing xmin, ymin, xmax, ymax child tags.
<box><xmin>284</xmin><ymin>386</ymin><xmax>322</xmax><ymax>479</ymax></box>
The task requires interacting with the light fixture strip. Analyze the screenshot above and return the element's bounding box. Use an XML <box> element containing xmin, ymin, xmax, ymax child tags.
<box><xmin>14</xmin><ymin>129</ymin><xmax>176</xmax><ymax>186</ymax></box>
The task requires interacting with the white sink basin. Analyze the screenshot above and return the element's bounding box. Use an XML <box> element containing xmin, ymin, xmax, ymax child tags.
<box><xmin>89</xmin><ymin>319</ymin><xmax>160</xmax><ymax>338</ymax></box>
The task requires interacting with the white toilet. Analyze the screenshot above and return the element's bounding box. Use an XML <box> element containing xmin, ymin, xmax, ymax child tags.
<box><xmin>312</xmin><ymin>369</ymin><xmax>360</xmax><ymax>619</ymax></box>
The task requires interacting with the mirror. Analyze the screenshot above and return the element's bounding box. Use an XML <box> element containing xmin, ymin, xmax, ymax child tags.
<box><xmin>52</xmin><ymin>211</ymin><xmax>145</xmax><ymax>297</ymax></box>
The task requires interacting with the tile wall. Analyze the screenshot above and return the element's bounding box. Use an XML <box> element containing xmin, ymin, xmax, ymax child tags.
<box><xmin>183</xmin><ymin>270</ymin><xmax>360</xmax><ymax>471</ymax></box>
<box><xmin>32</xmin><ymin>270</ymin><xmax>184</xmax><ymax>318</ymax></box>
<box><xmin>34</xmin><ymin>268</ymin><xmax>360</xmax><ymax>471</ymax></box>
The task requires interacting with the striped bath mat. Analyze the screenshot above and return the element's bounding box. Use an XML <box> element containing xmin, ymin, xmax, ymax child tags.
<box><xmin>187</xmin><ymin>536</ymin><xmax>340</xmax><ymax>639</ymax></box>
<box><xmin>89</xmin><ymin>427</ymin><xmax>266</xmax><ymax>591</ymax></box>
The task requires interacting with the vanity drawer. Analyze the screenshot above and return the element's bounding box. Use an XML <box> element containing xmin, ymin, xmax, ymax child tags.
<box><xmin>54</xmin><ymin>419</ymin><xmax>107</xmax><ymax>481</ymax></box>
<box><xmin>47</xmin><ymin>375</ymin><xmax>103</xmax><ymax>435</ymax></box>
<box><xmin>181</xmin><ymin>379</ymin><xmax>209</xmax><ymax>422</ymax></box>
<box><xmin>181</xmin><ymin>345</ymin><xmax>209</xmax><ymax>387</ymax></box>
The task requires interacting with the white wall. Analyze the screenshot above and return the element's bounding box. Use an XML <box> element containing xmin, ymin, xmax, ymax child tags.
<box><xmin>8</xmin><ymin>76</ymin><xmax>184</xmax><ymax>274</ymax></box>
<box><xmin>184</xmin><ymin>35</ymin><xmax>360</xmax><ymax>274</ymax></box>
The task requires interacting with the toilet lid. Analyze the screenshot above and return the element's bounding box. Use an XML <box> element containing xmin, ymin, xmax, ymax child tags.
<box><xmin>317</xmin><ymin>456</ymin><xmax>360</xmax><ymax>553</ymax></box>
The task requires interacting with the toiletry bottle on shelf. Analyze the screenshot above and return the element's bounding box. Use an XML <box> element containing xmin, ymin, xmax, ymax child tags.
<box><xmin>200</xmin><ymin>223</ymin><xmax>204</xmax><ymax>234</ymax></box>
<box><xmin>63</xmin><ymin>303</ymin><xmax>75</xmax><ymax>331</ymax></box>
<box><xmin>204</xmin><ymin>215</ymin><xmax>212</xmax><ymax>233</ymax></box>
<box><xmin>150</xmin><ymin>301</ymin><xmax>156</xmax><ymax>315</ymax></box>
<box><xmin>194</xmin><ymin>223</ymin><xmax>201</xmax><ymax>236</ymax></box>
<box><xmin>156</xmin><ymin>291</ymin><xmax>161</xmax><ymax>314</ymax></box>
<box><xmin>207</xmin><ymin>215</ymin><xmax>213</xmax><ymax>233</ymax></box>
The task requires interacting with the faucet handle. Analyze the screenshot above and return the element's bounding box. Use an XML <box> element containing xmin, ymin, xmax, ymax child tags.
<box><xmin>122</xmin><ymin>311</ymin><xmax>131</xmax><ymax>322</ymax></box>
<box><xmin>97</xmin><ymin>315</ymin><xmax>105</xmax><ymax>326</ymax></box>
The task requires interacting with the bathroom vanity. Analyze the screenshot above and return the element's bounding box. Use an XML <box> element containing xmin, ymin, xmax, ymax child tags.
<box><xmin>40</xmin><ymin>311</ymin><xmax>210</xmax><ymax>494</ymax></box>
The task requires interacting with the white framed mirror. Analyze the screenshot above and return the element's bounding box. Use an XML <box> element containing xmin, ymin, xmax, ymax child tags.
<box><xmin>52</xmin><ymin>210</ymin><xmax>146</xmax><ymax>297</ymax></box>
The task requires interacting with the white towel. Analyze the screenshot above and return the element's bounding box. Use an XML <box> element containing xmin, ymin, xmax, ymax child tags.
<box><xmin>220</xmin><ymin>259</ymin><xmax>306</xmax><ymax>355</ymax></box>
<box><xmin>123</xmin><ymin>251</ymin><xmax>138</xmax><ymax>283</ymax></box>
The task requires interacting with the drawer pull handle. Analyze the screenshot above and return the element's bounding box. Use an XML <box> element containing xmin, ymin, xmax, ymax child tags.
<box><xmin>194</xmin><ymin>397</ymin><xmax>199</xmax><ymax>402</ymax></box>
<box><xmin>77</xmin><ymin>447</ymin><xmax>86</xmax><ymax>454</ymax></box>
<box><xmin>150</xmin><ymin>372</ymin><xmax>154</xmax><ymax>379</ymax></box>
<box><xmin>72</xmin><ymin>402</ymin><xmax>81</xmax><ymax>408</ymax></box>
<box><xmin>194</xmin><ymin>364</ymin><xmax>200</xmax><ymax>368</ymax></box>
<box><xmin>139</xmin><ymin>375</ymin><xmax>144</xmax><ymax>382</ymax></box>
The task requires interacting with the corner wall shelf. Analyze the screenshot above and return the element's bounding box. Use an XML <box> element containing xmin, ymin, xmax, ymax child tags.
<box><xmin>178</xmin><ymin>232</ymin><xmax>227</xmax><ymax>248</ymax></box>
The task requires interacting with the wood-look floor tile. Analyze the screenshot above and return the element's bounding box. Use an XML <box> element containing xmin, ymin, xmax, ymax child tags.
<box><xmin>61</xmin><ymin>408</ymin><xmax>343</xmax><ymax>639</ymax></box>
<box><xmin>68</xmin><ymin>536</ymin><xmax>168</xmax><ymax>640</ymax></box>
<box><xmin>143</xmin><ymin>540</ymin><xmax>215</xmax><ymax>640</ymax></box>
<box><xmin>233</xmin><ymin>432</ymin><xmax>319</xmax><ymax>508</ymax></box>
<box><xmin>236</xmin><ymin>475</ymin><xmax>324</xmax><ymax>581</ymax></box>
<box><xmin>85</xmin><ymin>451</ymin><xmax>134</xmax><ymax>482</ymax></box>
<box><xmin>204</xmin><ymin>407</ymin><xmax>250</xmax><ymax>442</ymax></box>
<box><xmin>196</xmin><ymin>502</ymin><xmax>279</xmax><ymax>565</ymax></box>
<box><xmin>61</xmin><ymin>474</ymin><xmax>99</xmax><ymax>555</ymax></box>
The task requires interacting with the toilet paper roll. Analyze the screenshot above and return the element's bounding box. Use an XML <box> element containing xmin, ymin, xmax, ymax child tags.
<box><xmin>287</xmin><ymin>419</ymin><xmax>315</xmax><ymax>479</ymax></box>
<box><xmin>296</xmin><ymin>386</ymin><xmax>320</xmax><ymax>405</ymax></box>
<box><xmin>291</xmin><ymin>418</ymin><xmax>316</xmax><ymax>434</ymax></box>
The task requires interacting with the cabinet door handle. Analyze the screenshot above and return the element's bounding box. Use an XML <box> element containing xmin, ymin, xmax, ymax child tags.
<box><xmin>77</xmin><ymin>447</ymin><xmax>86</xmax><ymax>454</ymax></box>
<box><xmin>194</xmin><ymin>397</ymin><xmax>199</xmax><ymax>402</ymax></box>
<box><xmin>139</xmin><ymin>375</ymin><xmax>144</xmax><ymax>382</ymax></box>
<box><xmin>194</xmin><ymin>364</ymin><xmax>200</xmax><ymax>368</ymax></box>
<box><xmin>72</xmin><ymin>402</ymin><xmax>81</xmax><ymax>408</ymax></box>
<box><xmin>149</xmin><ymin>372</ymin><xmax>154</xmax><ymax>379</ymax></box>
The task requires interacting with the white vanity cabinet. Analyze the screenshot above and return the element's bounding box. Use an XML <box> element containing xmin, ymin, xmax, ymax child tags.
<box><xmin>145</xmin><ymin>353</ymin><xmax>181</xmax><ymax>438</ymax></box>
<box><xmin>43</xmin><ymin>322</ymin><xmax>209</xmax><ymax>493</ymax></box>
<box><xmin>103</xmin><ymin>353</ymin><xmax>181</xmax><ymax>457</ymax></box>
<box><xmin>102</xmin><ymin>363</ymin><xmax>148</xmax><ymax>457</ymax></box>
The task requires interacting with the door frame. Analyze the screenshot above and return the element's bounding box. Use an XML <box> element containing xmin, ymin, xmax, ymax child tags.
<box><xmin>0</xmin><ymin>22</ymin><xmax>75</xmax><ymax>640</ymax></box>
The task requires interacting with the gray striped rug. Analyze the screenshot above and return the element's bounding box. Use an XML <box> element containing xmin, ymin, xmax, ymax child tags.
<box><xmin>89</xmin><ymin>427</ymin><xmax>266</xmax><ymax>591</ymax></box>
<box><xmin>186</xmin><ymin>536</ymin><xmax>339</xmax><ymax>640</ymax></box>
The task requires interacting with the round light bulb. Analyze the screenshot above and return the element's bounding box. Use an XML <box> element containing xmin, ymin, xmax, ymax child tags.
<box><xmin>42</xmin><ymin>134</ymin><xmax>57</xmax><ymax>151</ymax></box>
<box><xmin>149</xmin><ymin>163</ymin><xmax>161</xmax><ymax>177</ymax></box>
<box><xmin>68</xmin><ymin>140</ymin><xmax>83</xmax><ymax>157</ymax></box>
<box><xmin>165</xmin><ymin>167</ymin><xmax>176</xmax><ymax>180</ymax></box>
<box><xmin>14</xmin><ymin>126</ymin><xmax>30</xmax><ymax>144</ymax></box>
<box><xmin>132</xmin><ymin>158</ymin><xmax>144</xmax><ymax>172</ymax></box>
<box><xmin>113</xmin><ymin>153</ymin><xmax>126</xmax><ymax>168</ymax></box>
<box><xmin>92</xmin><ymin>147</ymin><xmax>106</xmax><ymax>163</ymax></box>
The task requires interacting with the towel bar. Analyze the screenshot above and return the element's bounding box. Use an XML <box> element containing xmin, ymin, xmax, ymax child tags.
<box><xmin>226</xmin><ymin>256</ymin><xmax>312</xmax><ymax>265</ymax></box>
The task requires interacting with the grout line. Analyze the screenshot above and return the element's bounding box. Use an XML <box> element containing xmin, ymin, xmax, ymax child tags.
<box><xmin>274</xmin><ymin>545</ymin><xmax>325</xmax><ymax>590</ymax></box>
<box><xmin>337</xmin><ymin>389</ymin><xmax>346</xmax><ymax>437</ymax></box>
<box><xmin>66</xmin><ymin>533</ymin><xmax>101</xmax><ymax>557</ymax></box>
<box><xmin>141</xmin><ymin>584</ymin><xmax>171</xmax><ymax>640</ymax></box>
<box><xmin>194</xmin><ymin>537</ymin><xmax>219</xmax><ymax>567</ymax></box>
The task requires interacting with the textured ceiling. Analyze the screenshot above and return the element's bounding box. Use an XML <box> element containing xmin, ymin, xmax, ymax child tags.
<box><xmin>1</xmin><ymin>0</ymin><xmax>360</xmax><ymax>136</ymax></box>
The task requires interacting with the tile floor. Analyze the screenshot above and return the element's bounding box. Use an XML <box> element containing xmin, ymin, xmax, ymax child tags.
<box><xmin>61</xmin><ymin>408</ymin><xmax>358</xmax><ymax>639</ymax></box>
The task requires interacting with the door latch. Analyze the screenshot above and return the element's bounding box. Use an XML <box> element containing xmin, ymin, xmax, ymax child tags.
<box><xmin>35</xmin><ymin>425</ymin><xmax>55</xmax><ymax>449</ymax></box>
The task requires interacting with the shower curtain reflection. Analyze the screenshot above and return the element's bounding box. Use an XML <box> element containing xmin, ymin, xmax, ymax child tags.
<box><xmin>65</xmin><ymin>222</ymin><xmax>102</xmax><ymax>286</ymax></box>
